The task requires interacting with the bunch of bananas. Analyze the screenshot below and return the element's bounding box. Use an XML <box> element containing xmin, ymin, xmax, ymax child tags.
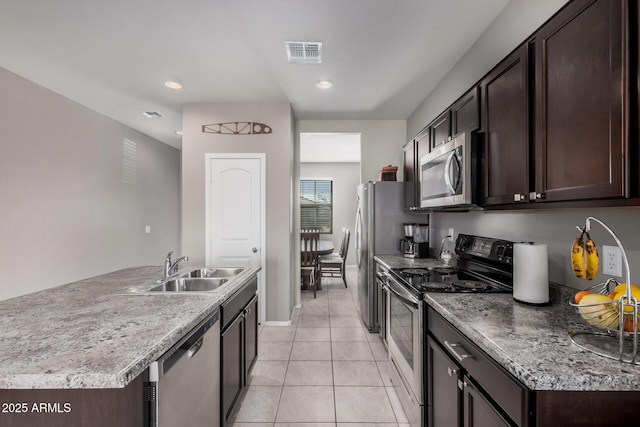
<box><xmin>571</xmin><ymin>228</ymin><xmax>599</xmax><ymax>280</ymax></box>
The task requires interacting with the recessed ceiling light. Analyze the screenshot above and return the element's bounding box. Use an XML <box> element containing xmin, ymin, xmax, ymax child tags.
<box><xmin>142</xmin><ymin>111</ymin><xmax>163</xmax><ymax>118</ymax></box>
<box><xmin>316</xmin><ymin>80</ymin><xmax>333</xmax><ymax>89</ymax></box>
<box><xmin>175</xmin><ymin>130</ymin><xmax>183</xmax><ymax>136</ymax></box>
<box><xmin>164</xmin><ymin>81</ymin><xmax>182</xmax><ymax>89</ymax></box>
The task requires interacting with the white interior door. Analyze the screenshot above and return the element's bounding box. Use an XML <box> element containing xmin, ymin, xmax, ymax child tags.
<box><xmin>206</xmin><ymin>153</ymin><xmax>265</xmax><ymax>323</ymax></box>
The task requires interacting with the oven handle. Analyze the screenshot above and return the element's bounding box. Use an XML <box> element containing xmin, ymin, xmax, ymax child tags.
<box><xmin>386</xmin><ymin>276</ymin><xmax>419</xmax><ymax>309</ymax></box>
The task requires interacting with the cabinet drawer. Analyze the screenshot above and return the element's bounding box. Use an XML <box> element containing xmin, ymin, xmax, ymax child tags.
<box><xmin>221</xmin><ymin>278</ymin><xmax>257</xmax><ymax>329</ymax></box>
<box><xmin>429</xmin><ymin>309</ymin><xmax>528</xmax><ymax>426</ymax></box>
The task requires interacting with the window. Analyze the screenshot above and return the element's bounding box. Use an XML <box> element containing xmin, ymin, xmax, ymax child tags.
<box><xmin>300</xmin><ymin>179</ymin><xmax>333</xmax><ymax>233</ymax></box>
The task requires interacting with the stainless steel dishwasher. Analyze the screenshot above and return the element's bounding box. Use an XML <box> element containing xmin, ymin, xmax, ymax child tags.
<box><xmin>147</xmin><ymin>309</ymin><xmax>220</xmax><ymax>427</ymax></box>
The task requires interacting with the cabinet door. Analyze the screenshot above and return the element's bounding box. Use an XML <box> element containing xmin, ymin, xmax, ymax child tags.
<box><xmin>431</xmin><ymin>110</ymin><xmax>451</xmax><ymax>150</ymax></box>
<box><xmin>462</xmin><ymin>376</ymin><xmax>511</xmax><ymax>427</ymax></box>
<box><xmin>452</xmin><ymin>87</ymin><xmax>480</xmax><ymax>137</ymax></box>
<box><xmin>481</xmin><ymin>43</ymin><xmax>530</xmax><ymax>206</ymax></box>
<box><xmin>534</xmin><ymin>0</ymin><xmax>626</xmax><ymax>202</ymax></box>
<box><xmin>403</xmin><ymin>140</ymin><xmax>417</xmax><ymax>210</ymax></box>
<box><xmin>221</xmin><ymin>315</ymin><xmax>243</xmax><ymax>425</ymax></box>
<box><xmin>427</xmin><ymin>336</ymin><xmax>461</xmax><ymax>427</ymax></box>
<box><xmin>244</xmin><ymin>297</ymin><xmax>258</xmax><ymax>380</ymax></box>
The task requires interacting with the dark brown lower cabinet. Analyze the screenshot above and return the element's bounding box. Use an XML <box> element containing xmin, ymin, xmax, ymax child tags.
<box><xmin>427</xmin><ymin>336</ymin><xmax>511</xmax><ymax>427</ymax></box>
<box><xmin>221</xmin><ymin>312</ymin><xmax>243</xmax><ymax>424</ymax></box>
<box><xmin>428</xmin><ymin>308</ymin><xmax>528</xmax><ymax>427</ymax></box>
<box><xmin>463</xmin><ymin>376</ymin><xmax>511</xmax><ymax>427</ymax></box>
<box><xmin>220</xmin><ymin>278</ymin><xmax>258</xmax><ymax>427</ymax></box>
<box><xmin>427</xmin><ymin>336</ymin><xmax>461</xmax><ymax>426</ymax></box>
<box><xmin>0</xmin><ymin>372</ymin><xmax>146</xmax><ymax>427</ymax></box>
<box><xmin>429</xmin><ymin>307</ymin><xmax>640</xmax><ymax>426</ymax></box>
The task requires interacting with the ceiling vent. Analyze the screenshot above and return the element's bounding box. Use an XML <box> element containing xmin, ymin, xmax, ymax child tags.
<box><xmin>285</xmin><ymin>41</ymin><xmax>322</xmax><ymax>64</ymax></box>
<box><xmin>142</xmin><ymin>111</ymin><xmax>163</xmax><ymax>118</ymax></box>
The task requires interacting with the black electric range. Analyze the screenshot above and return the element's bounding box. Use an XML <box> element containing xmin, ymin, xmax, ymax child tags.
<box><xmin>389</xmin><ymin>233</ymin><xmax>514</xmax><ymax>294</ymax></box>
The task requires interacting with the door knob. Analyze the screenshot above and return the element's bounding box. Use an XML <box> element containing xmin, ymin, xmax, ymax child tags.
<box><xmin>252</xmin><ymin>247</ymin><xmax>258</xmax><ymax>253</ymax></box>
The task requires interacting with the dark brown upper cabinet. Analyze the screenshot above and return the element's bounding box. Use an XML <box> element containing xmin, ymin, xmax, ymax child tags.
<box><xmin>452</xmin><ymin>86</ymin><xmax>480</xmax><ymax>137</ymax></box>
<box><xmin>404</xmin><ymin>127</ymin><xmax>430</xmax><ymax>210</ymax></box>
<box><xmin>431</xmin><ymin>110</ymin><xmax>451</xmax><ymax>150</ymax></box>
<box><xmin>481</xmin><ymin>43</ymin><xmax>531</xmax><ymax>206</ymax></box>
<box><xmin>533</xmin><ymin>0</ymin><xmax>627</xmax><ymax>203</ymax></box>
<box><xmin>403</xmin><ymin>139</ymin><xmax>417</xmax><ymax>210</ymax></box>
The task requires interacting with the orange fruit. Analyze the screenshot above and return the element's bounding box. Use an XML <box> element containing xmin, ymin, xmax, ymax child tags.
<box><xmin>574</xmin><ymin>290</ymin><xmax>592</xmax><ymax>304</ymax></box>
<box><xmin>607</xmin><ymin>292</ymin><xmax>617</xmax><ymax>299</ymax></box>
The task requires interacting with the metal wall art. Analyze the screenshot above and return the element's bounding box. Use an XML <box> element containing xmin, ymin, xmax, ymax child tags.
<box><xmin>202</xmin><ymin>122</ymin><xmax>272</xmax><ymax>135</ymax></box>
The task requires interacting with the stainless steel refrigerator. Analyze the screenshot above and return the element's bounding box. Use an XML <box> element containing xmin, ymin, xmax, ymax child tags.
<box><xmin>355</xmin><ymin>181</ymin><xmax>424</xmax><ymax>332</ymax></box>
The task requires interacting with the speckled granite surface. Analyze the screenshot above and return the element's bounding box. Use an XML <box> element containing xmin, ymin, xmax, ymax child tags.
<box><xmin>0</xmin><ymin>265</ymin><xmax>260</xmax><ymax>389</ymax></box>
<box><xmin>375</xmin><ymin>255</ymin><xmax>640</xmax><ymax>392</ymax></box>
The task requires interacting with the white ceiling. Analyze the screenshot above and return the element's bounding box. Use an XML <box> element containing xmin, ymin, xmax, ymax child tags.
<box><xmin>0</xmin><ymin>0</ymin><xmax>510</xmax><ymax>149</ymax></box>
<box><xmin>300</xmin><ymin>133</ymin><xmax>361</xmax><ymax>163</ymax></box>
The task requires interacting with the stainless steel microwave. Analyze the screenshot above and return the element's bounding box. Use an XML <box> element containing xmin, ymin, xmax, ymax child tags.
<box><xmin>419</xmin><ymin>132</ymin><xmax>479</xmax><ymax>209</ymax></box>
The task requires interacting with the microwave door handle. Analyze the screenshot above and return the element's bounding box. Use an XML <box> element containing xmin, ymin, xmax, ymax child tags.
<box><xmin>444</xmin><ymin>151</ymin><xmax>456</xmax><ymax>194</ymax></box>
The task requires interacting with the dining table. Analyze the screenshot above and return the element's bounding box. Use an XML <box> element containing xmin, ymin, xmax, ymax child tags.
<box><xmin>300</xmin><ymin>240</ymin><xmax>334</xmax><ymax>290</ymax></box>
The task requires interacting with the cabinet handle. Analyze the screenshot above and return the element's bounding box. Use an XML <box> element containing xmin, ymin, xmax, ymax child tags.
<box><xmin>457</xmin><ymin>379</ymin><xmax>468</xmax><ymax>390</ymax></box>
<box><xmin>252</xmin><ymin>247</ymin><xmax>258</xmax><ymax>253</ymax></box>
<box><xmin>444</xmin><ymin>340</ymin><xmax>473</xmax><ymax>363</ymax></box>
<box><xmin>529</xmin><ymin>192</ymin><xmax>544</xmax><ymax>200</ymax></box>
<box><xmin>513</xmin><ymin>193</ymin><xmax>526</xmax><ymax>202</ymax></box>
<box><xmin>447</xmin><ymin>367</ymin><xmax>458</xmax><ymax>377</ymax></box>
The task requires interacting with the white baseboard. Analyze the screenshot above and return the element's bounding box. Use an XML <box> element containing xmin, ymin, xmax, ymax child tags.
<box><xmin>263</xmin><ymin>320</ymin><xmax>292</xmax><ymax>327</ymax></box>
<box><xmin>262</xmin><ymin>305</ymin><xmax>299</xmax><ymax>327</ymax></box>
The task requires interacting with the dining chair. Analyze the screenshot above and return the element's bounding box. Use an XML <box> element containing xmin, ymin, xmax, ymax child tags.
<box><xmin>301</xmin><ymin>231</ymin><xmax>320</xmax><ymax>298</ymax></box>
<box><xmin>320</xmin><ymin>228</ymin><xmax>350</xmax><ymax>287</ymax></box>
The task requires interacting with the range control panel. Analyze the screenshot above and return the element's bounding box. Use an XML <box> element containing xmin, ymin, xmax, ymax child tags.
<box><xmin>455</xmin><ymin>233</ymin><xmax>513</xmax><ymax>265</ymax></box>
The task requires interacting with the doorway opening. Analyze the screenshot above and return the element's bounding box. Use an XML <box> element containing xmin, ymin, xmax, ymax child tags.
<box><xmin>299</xmin><ymin>132</ymin><xmax>361</xmax><ymax>268</ymax></box>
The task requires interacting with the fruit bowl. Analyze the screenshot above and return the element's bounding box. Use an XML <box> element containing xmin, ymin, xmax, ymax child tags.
<box><xmin>570</xmin><ymin>279</ymin><xmax>640</xmax><ymax>333</ymax></box>
<box><xmin>569</xmin><ymin>279</ymin><xmax>640</xmax><ymax>364</ymax></box>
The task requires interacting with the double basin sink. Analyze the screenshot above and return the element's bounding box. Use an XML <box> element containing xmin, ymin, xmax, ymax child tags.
<box><xmin>146</xmin><ymin>267</ymin><xmax>244</xmax><ymax>293</ymax></box>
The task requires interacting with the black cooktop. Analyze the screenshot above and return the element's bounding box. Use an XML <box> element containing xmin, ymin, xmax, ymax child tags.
<box><xmin>389</xmin><ymin>234</ymin><xmax>514</xmax><ymax>294</ymax></box>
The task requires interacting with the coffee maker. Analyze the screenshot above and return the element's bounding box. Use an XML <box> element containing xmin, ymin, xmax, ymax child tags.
<box><xmin>411</xmin><ymin>223</ymin><xmax>429</xmax><ymax>258</ymax></box>
<box><xmin>400</xmin><ymin>224</ymin><xmax>415</xmax><ymax>258</ymax></box>
<box><xmin>400</xmin><ymin>223</ymin><xmax>430</xmax><ymax>258</ymax></box>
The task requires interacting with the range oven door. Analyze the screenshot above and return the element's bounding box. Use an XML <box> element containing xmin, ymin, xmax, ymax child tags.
<box><xmin>419</xmin><ymin>132</ymin><xmax>471</xmax><ymax>208</ymax></box>
<box><xmin>386</xmin><ymin>274</ymin><xmax>423</xmax><ymax>427</ymax></box>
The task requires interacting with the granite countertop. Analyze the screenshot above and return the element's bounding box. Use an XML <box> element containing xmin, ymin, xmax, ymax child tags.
<box><xmin>375</xmin><ymin>255</ymin><xmax>640</xmax><ymax>392</ymax></box>
<box><xmin>0</xmin><ymin>265</ymin><xmax>260</xmax><ymax>389</ymax></box>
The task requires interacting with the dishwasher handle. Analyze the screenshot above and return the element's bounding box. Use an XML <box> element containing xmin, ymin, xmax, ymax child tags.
<box><xmin>187</xmin><ymin>337</ymin><xmax>204</xmax><ymax>358</ymax></box>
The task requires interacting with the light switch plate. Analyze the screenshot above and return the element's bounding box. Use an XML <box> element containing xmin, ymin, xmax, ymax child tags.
<box><xmin>602</xmin><ymin>245</ymin><xmax>622</xmax><ymax>277</ymax></box>
<box><xmin>145</xmin><ymin>225</ymin><xmax>151</xmax><ymax>234</ymax></box>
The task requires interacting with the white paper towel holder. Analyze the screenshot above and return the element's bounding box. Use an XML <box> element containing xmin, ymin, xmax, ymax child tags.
<box><xmin>513</xmin><ymin>242</ymin><xmax>551</xmax><ymax>306</ymax></box>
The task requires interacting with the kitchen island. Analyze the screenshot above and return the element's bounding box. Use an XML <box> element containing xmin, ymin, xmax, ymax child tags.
<box><xmin>0</xmin><ymin>265</ymin><xmax>260</xmax><ymax>426</ymax></box>
<box><xmin>376</xmin><ymin>255</ymin><xmax>640</xmax><ymax>426</ymax></box>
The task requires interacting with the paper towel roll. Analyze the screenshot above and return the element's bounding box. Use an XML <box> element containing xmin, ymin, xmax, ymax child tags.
<box><xmin>513</xmin><ymin>243</ymin><xmax>549</xmax><ymax>305</ymax></box>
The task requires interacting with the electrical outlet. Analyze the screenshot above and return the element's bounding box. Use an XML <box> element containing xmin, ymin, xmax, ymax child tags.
<box><xmin>603</xmin><ymin>245</ymin><xmax>622</xmax><ymax>277</ymax></box>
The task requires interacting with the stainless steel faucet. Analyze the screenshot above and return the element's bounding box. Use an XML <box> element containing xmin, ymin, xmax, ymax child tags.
<box><xmin>164</xmin><ymin>251</ymin><xmax>189</xmax><ymax>278</ymax></box>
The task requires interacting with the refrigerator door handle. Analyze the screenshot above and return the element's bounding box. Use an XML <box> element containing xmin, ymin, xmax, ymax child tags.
<box><xmin>355</xmin><ymin>205</ymin><xmax>362</xmax><ymax>268</ymax></box>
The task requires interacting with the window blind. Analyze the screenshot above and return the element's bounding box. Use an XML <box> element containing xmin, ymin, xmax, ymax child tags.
<box><xmin>300</xmin><ymin>179</ymin><xmax>333</xmax><ymax>233</ymax></box>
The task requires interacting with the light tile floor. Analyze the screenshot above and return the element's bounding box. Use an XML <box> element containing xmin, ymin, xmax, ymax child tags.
<box><xmin>230</xmin><ymin>266</ymin><xmax>409</xmax><ymax>427</ymax></box>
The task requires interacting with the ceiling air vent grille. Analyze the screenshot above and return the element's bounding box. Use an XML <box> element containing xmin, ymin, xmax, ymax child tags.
<box><xmin>285</xmin><ymin>41</ymin><xmax>322</xmax><ymax>64</ymax></box>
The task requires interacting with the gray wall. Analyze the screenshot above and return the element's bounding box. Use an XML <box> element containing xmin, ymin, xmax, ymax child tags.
<box><xmin>431</xmin><ymin>208</ymin><xmax>640</xmax><ymax>291</ymax></box>
<box><xmin>181</xmin><ymin>102</ymin><xmax>294</xmax><ymax>322</ymax></box>
<box><xmin>408</xmin><ymin>0</ymin><xmax>570</xmax><ymax>139</ymax></box>
<box><xmin>300</xmin><ymin>162</ymin><xmax>359</xmax><ymax>266</ymax></box>
<box><xmin>0</xmin><ymin>67</ymin><xmax>181</xmax><ymax>301</ymax></box>
<box><xmin>297</xmin><ymin>120</ymin><xmax>408</xmax><ymax>182</ymax></box>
